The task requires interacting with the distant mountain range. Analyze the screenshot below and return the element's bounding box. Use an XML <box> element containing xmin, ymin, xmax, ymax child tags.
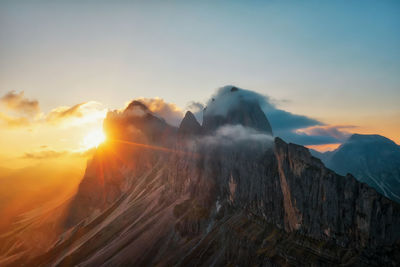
<box><xmin>311</xmin><ymin>134</ymin><xmax>400</xmax><ymax>203</ymax></box>
<box><xmin>1</xmin><ymin>86</ymin><xmax>399</xmax><ymax>266</ymax></box>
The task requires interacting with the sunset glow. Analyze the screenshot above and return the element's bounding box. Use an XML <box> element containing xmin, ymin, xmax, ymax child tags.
<box><xmin>306</xmin><ymin>143</ymin><xmax>342</xmax><ymax>152</ymax></box>
<box><xmin>81</xmin><ymin>129</ymin><xmax>106</xmax><ymax>150</ymax></box>
<box><xmin>1</xmin><ymin>1</ymin><xmax>400</xmax><ymax>265</ymax></box>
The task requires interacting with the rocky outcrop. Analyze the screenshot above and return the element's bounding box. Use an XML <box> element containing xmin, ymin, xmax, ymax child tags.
<box><xmin>178</xmin><ymin>111</ymin><xmax>202</xmax><ymax>136</ymax></box>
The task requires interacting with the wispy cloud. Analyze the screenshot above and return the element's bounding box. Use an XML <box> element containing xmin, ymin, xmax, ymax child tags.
<box><xmin>0</xmin><ymin>88</ymin><xmax>358</xmax><ymax>147</ymax></box>
<box><xmin>46</xmin><ymin>103</ymin><xmax>86</xmax><ymax>121</ymax></box>
<box><xmin>0</xmin><ymin>91</ymin><xmax>40</xmax><ymax>116</ymax></box>
<box><xmin>22</xmin><ymin>148</ymin><xmax>95</xmax><ymax>159</ymax></box>
<box><xmin>186</xmin><ymin>101</ymin><xmax>204</xmax><ymax>123</ymax></box>
<box><xmin>0</xmin><ymin>112</ymin><xmax>31</xmax><ymax>127</ymax></box>
<box><xmin>135</xmin><ymin>97</ymin><xmax>183</xmax><ymax>126</ymax></box>
<box><xmin>45</xmin><ymin>101</ymin><xmax>106</xmax><ymax>126</ymax></box>
<box><xmin>0</xmin><ymin>91</ymin><xmax>107</xmax><ymax>129</ymax></box>
<box><xmin>202</xmin><ymin>86</ymin><xmax>329</xmax><ymax>145</ymax></box>
<box><xmin>296</xmin><ymin>125</ymin><xmax>356</xmax><ymax>142</ymax></box>
<box><xmin>198</xmin><ymin>125</ymin><xmax>273</xmax><ymax>146</ymax></box>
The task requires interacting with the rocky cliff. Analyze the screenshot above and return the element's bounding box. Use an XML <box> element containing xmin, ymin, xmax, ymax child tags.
<box><xmin>24</xmin><ymin>89</ymin><xmax>400</xmax><ymax>267</ymax></box>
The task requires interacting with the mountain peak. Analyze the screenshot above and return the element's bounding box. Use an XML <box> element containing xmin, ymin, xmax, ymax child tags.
<box><xmin>315</xmin><ymin>133</ymin><xmax>400</xmax><ymax>203</ymax></box>
<box><xmin>348</xmin><ymin>133</ymin><xmax>397</xmax><ymax>145</ymax></box>
<box><xmin>126</xmin><ymin>100</ymin><xmax>149</xmax><ymax>112</ymax></box>
<box><xmin>178</xmin><ymin>111</ymin><xmax>201</xmax><ymax>136</ymax></box>
<box><xmin>202</xmin><ymin>85</ymin><xmax>273</xmax><ymax>135</ymax></box>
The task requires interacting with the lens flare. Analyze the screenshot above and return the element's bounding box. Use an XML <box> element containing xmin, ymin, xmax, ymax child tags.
<box><xmin>82</xmin><ymin>129</ymin><xmax>106</xmax><ymax>149</ymax></box>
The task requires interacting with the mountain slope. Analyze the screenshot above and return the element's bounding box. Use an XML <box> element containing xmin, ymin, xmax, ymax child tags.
<box><xmin>312</xmin><ymin>134</ymin><xmax>400</xmax><ymax>203</ymax></box>
<box><xmin>24</xmin><ymin>95</ymin><xmax>400</xmax><ymax>266</ymax></box>
<box><xmin>28</xmin><ymin>136</ymin><xmax>400</xmax><ymax>266</ymax></box>
<box><xmin>3</xmin><ymin>88</ymin><xmax>400</xmax><ymax>266</ymax></box>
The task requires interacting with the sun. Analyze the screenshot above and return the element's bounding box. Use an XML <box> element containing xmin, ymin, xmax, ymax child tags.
<box><xmin>82</xmin><ymin>129</ymin><xmax>106</xmax><ymax>149</ymax></box>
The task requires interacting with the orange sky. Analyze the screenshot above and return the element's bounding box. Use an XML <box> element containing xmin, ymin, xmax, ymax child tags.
<box><xmin>0</xmin><ymin>90</ymin><xmax>398</xmax><ymax>170</ymax></box>
<box><xmin>1</xmin><ymin>1</ymin><xmax>399</xmax><ymax>161</ymax></box>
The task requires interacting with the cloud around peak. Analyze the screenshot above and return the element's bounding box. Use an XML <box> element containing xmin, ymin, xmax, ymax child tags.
<box><xmin>0</xmin><ymin>87</ymin><xmax>356</xmax><ymax>148</ymax></box>
<box><xmin>198</xmin><ymin>124</ymin><xmax>274</xmax><ymax>147</ymax></box>
<box><xmin>119</xmin><ymin>85</ymin><xmax>353</xmax><ymax>146</ymax></box>
<box><xmin>134</xmin><ymin>97</ymin><xmax>184</xmax><ymax>126</ymax></box>
<box><xmin>199</xmin><ymin>85</ymin><xmax>352</xmax><ymax>146</ymax></box>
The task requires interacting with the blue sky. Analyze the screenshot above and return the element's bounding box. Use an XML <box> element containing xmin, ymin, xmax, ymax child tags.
<box><xmin>0</xmin><ymin>0</ymin><xmax>399</xmax><ymax>149</ymax></box>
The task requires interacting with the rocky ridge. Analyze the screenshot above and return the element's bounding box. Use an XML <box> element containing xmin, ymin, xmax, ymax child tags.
<box><xmin>5</xmin><ymin>86</ymin><xmax>400</xmax><ymax>266</ymax></box>
<box><xmin>311</xmin><ymin>134</ymin><xmax>400</xmax><ymax>203</ymax></box>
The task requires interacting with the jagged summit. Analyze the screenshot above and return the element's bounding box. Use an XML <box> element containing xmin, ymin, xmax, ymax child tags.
<box><xmin>6</xmin><ymin>89</ymin><xmax>400</xmax><ymax>266</ymax></box>
<box><xmin>104</xmin><ymin>99</ymin><xmax>177</xmax><ymax>145</ymax></box>
<box><xmin>202</xmin><ymin>86</ymin><xmax>273</xmax><ymax>135</ymax></box>
<box><xmin>178</xmin><ymin>111</ymin><xmax>202</xmax><ymax>136</ymax></box>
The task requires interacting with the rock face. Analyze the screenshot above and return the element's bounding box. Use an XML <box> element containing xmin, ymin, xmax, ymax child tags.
<box><xmin>311</xmin><ymin>134</ymin><xmax>400</xmax><ymax>203</ymax></box>
<box><xmin>21</xmin><ymin>95</ymin><xmax>400</xmax><ymax>267</ymax></box>
<box><xmin>178</xmin><ymin>111</ymin><xmax>202</xmax><ymax>136</ymax></box>
<box><xmin>64</xmin><ymin>100</ymin><xmax>178</xmax><ymax>228</ymax></box>
<box><xmin>0</xmin><ymin>89</ymin><xmax>394</xmax><ymax>266</ymax></box>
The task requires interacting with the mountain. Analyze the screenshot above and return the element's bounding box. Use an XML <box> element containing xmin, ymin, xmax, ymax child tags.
<box><xmin>104</xmin><ymin>100</ymin><xmax>177</xmax><ymax>145</ymax></box>
<box><xmin>311</xmin><ymin>134</ymin><xmax>400</xmax><ymax>203</ymax></box>
<box><xmin>3</xmin><ymin>87</ymin><xmax>400</xmax><ymax>266</ymax></box>
<box><xmin>178</xmin><ymin>111</ymin><xmax>202</xmax><ymax>136</ymax></box>
<box><xmin>202</xmin><ymin>86</ymin><xmax>273</xmax><ymax>135</ymax></box>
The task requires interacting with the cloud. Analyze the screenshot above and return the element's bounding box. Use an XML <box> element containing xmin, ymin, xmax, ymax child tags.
<box><xmin>22</xmin><ymin>148</ymin><xmax>95</xmax><ymax>159</ymax></box>
<box><xmin>275</xmin><ymin>131</ymin><xmax>340</xmax><ymax>145</ymax></box>
<box><xmin>186</xmin><ymin>101</ymin><xmax>204</xmax><ymax>123</ymax></box>
<box><xmin>0</xmin><ymin>112</ymin><xmax>31</xmax><ymax>127</ymax></box>
<box><xmin>124</xmin><ymin>86</ymin><xmax>351</xmax><ymax>146</ymax></box>
<box><xmin>0</xmin><ymin>91</ymin><xmax>107</xmax><ymax>129</ymax></box>
<box><xmin>267</xmin><ymin>125</ymin><xmax>356</xmax><ymax>146</ymax></box>
<box><xmin>22</xmin><ymin>150</ymin><xmax>68</xmax><ymax>159</ymax></box>
<box><xmin>106</xmin><ymin>98</ymin><xmax>184</xmax><ymax>127</ymax></box>
<box><xmin>297</xmin><ymin>125</ymin><xmax>355</xmax><ymax>141</ymax></box>
<box><xmin>204</xmin><ymin>86</ymin><xmax>321</xmax><ymax>130</ymax></box>
<box><xmin>0</xmin><ymin>87</ymin><xmax>356</xmax><ymax>147</ymax></box>
<box><xmin>0</xmin><ymin>91</ymin><xmax>40</xmax><ymax>116</ymax></box>
<box><xmin>46</xmin><ymin>103</ymin><xmax>86</xmax><ymax>121</ymax></box>
<box><xmin>198</xmin><ymin>125</ymin><xmax>273</xmax><ymax>146</ymax></box>
<box><xmin>132</xmin><ymin>97</ymin><xmax>184</xmax><ymax>126</ymax></box>
<box><xmin>204</xmin><ymin>85</ymin><xmax>337</xmax><ymax>145</ymax></box>
<box><xmin>186</xmin><ymin>101</ymin><xmax>204</xmax><ymax>112</ymax></box>
<box><xmin>45</xmin><ymin>101</ymin><xmax>106</xmax><ymax>126</ymax></box>
<box><xmin>267</xmin><ymin>110</ymin><xmax>321</xmax><ymax>132</ymax></box>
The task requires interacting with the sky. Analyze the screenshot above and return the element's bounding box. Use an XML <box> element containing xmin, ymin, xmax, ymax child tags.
<box><xmin>0</xmin><ymin>0</ymin><xmax>399</xmax><ymax>167</ymax></box>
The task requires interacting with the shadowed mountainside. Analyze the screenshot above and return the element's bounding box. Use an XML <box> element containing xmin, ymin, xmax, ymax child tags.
<box><xmin>311</xmin><ymin>134</ymin><xmax>400</xmax><ymax>203</ymax></box>
<box><xmin>2</xmin><ymin>86</ymin><xmax>400</xmax><ymax>266</ymax></box>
